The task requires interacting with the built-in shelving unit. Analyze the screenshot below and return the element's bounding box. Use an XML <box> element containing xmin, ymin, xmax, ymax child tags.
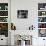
<box><xmin>0</xmin><ymin>3</ymin><xmax>8</xmax><ymax>37</ymax></box>
<box><xmin>38</xmin><ymin>3</ymin><xmax>46</xmax><ymax>37</ymax></box>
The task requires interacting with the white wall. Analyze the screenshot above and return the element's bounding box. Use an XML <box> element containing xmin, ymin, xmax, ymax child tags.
<box><xmin>11</xmin><ymin>0</ymin><xmax>46</xmax><ymax>46</ymax></box>
<box><xmin>11</xmin><ymin>0</ymin><xmax>38</xmax><ymax>30</ymax></box>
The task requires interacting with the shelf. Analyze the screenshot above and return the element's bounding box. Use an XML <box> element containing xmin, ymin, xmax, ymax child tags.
<box><xmin>38</xmin><ymin>16</ymin><xmax>46</xmax><ymax>17</ymax></box>
<box><xmin>0</xmin><ymin>10</ymin><xmax>8</xmax><ymax>11</ymax></box>
<box><xmin>38</xmin><ymin>3</ymin><xmax>46</xmax><ymax>37</ymax></box>
<box><xmin>0</xmin><ymin>16</ymin><xmax>8</xmax><ymax>17</ymax></box>
<box><xmin>38</xmin><ymin>10</ymin><xmax>46</xmax><ymax>11</ymax></box>
<box><xmin>0</xmin><ymin>22</ymin><xmax>8</xmax><ymax>23</ymax></box>
<box><xmin>38</xmin><ymin>28</ymin><xmax>46</xmax><ymax>29</ymax></box>
<box><xmin>38</xmin><ymin>22</ymin><xmax>46</xmax><ymax>23</ymax></box>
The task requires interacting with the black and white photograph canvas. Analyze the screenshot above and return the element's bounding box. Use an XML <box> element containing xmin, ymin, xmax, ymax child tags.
<box><xmin>17</xmin><ymin>10</ymin><xmax>28</xmax><ymax>19</ymax></box>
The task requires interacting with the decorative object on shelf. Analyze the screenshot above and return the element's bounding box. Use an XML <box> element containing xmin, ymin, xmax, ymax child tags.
<box><xmin>42</xmin><ymin>12</ymin><xmax>45</xmax><ymax>15</ymax></box>
<box><xmin>29</xmin><ymin>25</ymin><xmax>35</xmax><ymax>30</ymax></box>
<box><xmin>39</xmin><ymin>29</ymin><xmax>46</xmax><ymax>37</ymax></box>
<box><xmin>38</xmin><ymin>17</ymin><xmax>46</xmax><ymax>22</ymax></box>
<box><xmin>5</xmin><ymin>6</ymin><xmax>8</xmax><ymax>10</ymax></box>
<box><xmin>0</xmin><ymin>30</ymin><xmax>8</xmax><ymax>37</ymax></box>
<box><xmin>0</xmin><ymin>23</ymin><xmax>8</xmax><ymax>30</ymax></box>
<box><xmin>0</xmin><ymin>3</ymin><xmax>8</xmax><ymax>10</ymax></box>
<box><xmin>19</xmin><ymin>35</ymin><xmax>29</xmax><ymax>40</ymax></box>
<box><xmin>11</xmin><ymin>23</ymin><xmax>16</xmax><ymax>30</ymax></box>
<box><xmin>38</xmin><ymin>3</ymin><xmax>46</xmax><ymax>10</ymax></box>
<box><xmin>0</xmin><ymin>23</ymin><xmax>8</xmax><ymax>37</ymax></box>
<box><xmin>38</xmin><ymin>23</ymin><xmax>46</xmax><ymax>28</ymax></box>
<box><xmin>38</xmin><ymin>17</ymin><xmax>43</xmax><ymax>22</ymax></box>
<box><xmin>0</xmin><ymin>17</ymin><xmax>8</xmax><ymax>22</ymax></box>
<box><xmin>0</xmin><ymin>11</ymin><xmax>8</xmax><ymax>16</ymax></box>
<box><xmin>40</xmin><ymin>8</ymin><xmax>44</xmax><ymax>10</ymax></box>
<box><xmin>17</xmin><ymin>10</ymin><xmax>28</xmax><ymax>19</ymax></box>
<box><xmin>38</xmin><ymin>11</ymin><xmax>46</xmax><ymax>16</ymax></box>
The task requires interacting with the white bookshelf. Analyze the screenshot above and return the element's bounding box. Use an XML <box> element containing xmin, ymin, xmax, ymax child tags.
<box><xmin>38</xmin><ymin>10</ymin><xmax>46</xmax><ymax>11</ymax></box>
<box><xmin>38</xmin><ymin>3</ymin><xmax>46</xmax><ymax>37</ymax></box>
<box><xmin>0</xmin><ymin>0</ymin><xmax>11</xmax><ymax>45</ymax></box>
<box><xmin>38</xmin><ymin>3</ymin><xmax>46</xmax><ymax>29</ymax></box>
<box><xmin>0</xmin><ymin>3</ymin><xmax>8</xmax><ymax>38</ymax></box>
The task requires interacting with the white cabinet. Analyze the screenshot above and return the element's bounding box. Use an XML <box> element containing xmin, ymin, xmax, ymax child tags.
<box><xmin>0</xmin><ymin>0</ymin><xmax>11</xmax><ymax>45</ymax></box>
<box><xmin>38</xmin><ymin>37</ymin><xmax>46</xmax><ymax>46</ymax></box>
<box><xmin>38</xmin><ymin>3</ymin><xmax>46</xmax><ymax>37</ymax></box>
<box><xmin>0</xmin><ymin>35</ymin><xmax>8</xmax><ymax>45</ymax></box>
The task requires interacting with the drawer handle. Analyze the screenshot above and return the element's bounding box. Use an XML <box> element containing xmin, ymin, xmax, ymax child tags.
<box><xmin>1</xmin><ymin>39</ymin><xmax>3</xmax><ymax>40</ymax></box>
<box><xmin>43</xmin><ymin>39</ymin><xmax>45</xmax><ymax>40</ymax></box>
